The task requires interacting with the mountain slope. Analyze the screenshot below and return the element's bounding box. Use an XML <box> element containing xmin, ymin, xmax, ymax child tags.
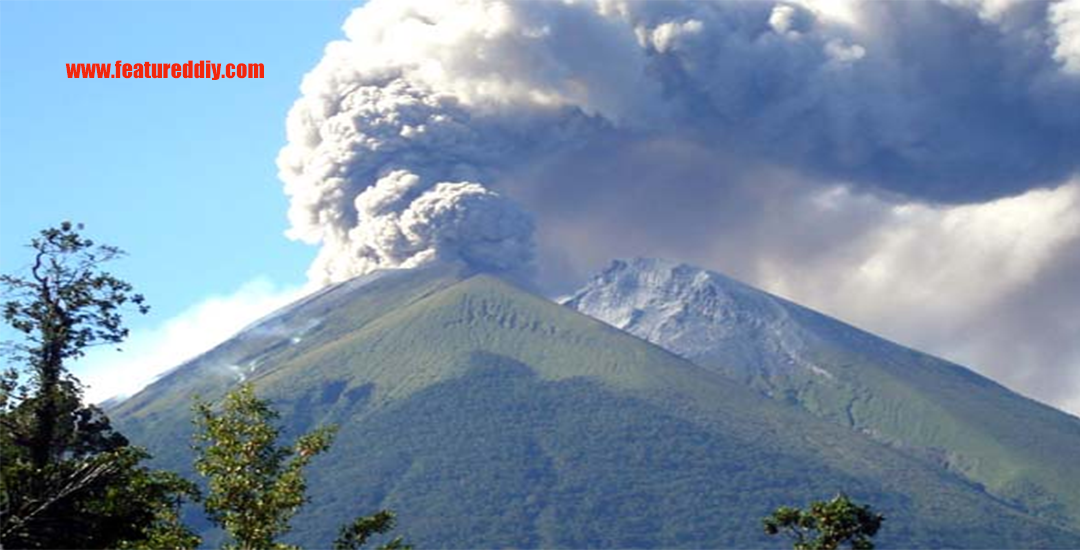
<box><xmin>566</xmin><ymin>258</ymin><xmax>1080</xmax><ymax>531</ymax></box>
<box><xmin>111</xmin><ymin>267</ymin><xmax>1080</xmax><ymax>548</ymax></box>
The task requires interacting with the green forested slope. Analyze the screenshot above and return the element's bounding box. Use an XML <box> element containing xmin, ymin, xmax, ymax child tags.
<box><xmin>111</xmin><ymin>268</ymin><xmax>1080</xmax><ymax>548</ymax></box>
<box><xmin>566</xmin><ymin>258</ymin><xmax>1080</xmax><ymax>531</ymax></box>
<box><xmin>696</xmin><ymin>299</ymin><xmax>1080</xmax><ymax>531</ymax></box>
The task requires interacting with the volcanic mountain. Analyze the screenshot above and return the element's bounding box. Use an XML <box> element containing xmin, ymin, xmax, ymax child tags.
<box><xmin>110</xmin><ymin>263</ymin><xmax>1080</xmax><ymax>548</ymax></box>
<box><xmin>566</xmin><ymin>258</ymin><xmax>1080</xmax><ymax>533</ymax></box>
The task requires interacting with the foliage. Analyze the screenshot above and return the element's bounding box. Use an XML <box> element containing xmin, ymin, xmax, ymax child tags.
<box><xmin>2</xmin><ymin>221</ymin><xmax>148</xmax><ymax>467</ymax></box>
<box><xmin>1</xmin><ymin>222</ymin><xmax>149</xmax><ymax>362</ymax></box>
<box><xmin>193</xmin><ymin>383</ymin><xmax>406</xmax><ymax>550</ymax></box>
<box><xmin>763</xmin><ymin>493</ymin><xmax>884</xmax><ymax>550</ymax></box>
<box><xmin>115</xmin><ymin>464</ymin><xmax>202</xmax><ymax>550</ymax></box>
<box><xmin>1</xmin><ymin>444</ymin><xmax>200</xmax><ymax>549</ymax></box>
<box><xmin>1</xmin><ymin>222</ymin><xmax>198</xmax><ymax>549</ymax></box>
<box><xmin>334</xmin><ymin>510</ymin><xmax>410</xmax><ymax>550</ymax></box>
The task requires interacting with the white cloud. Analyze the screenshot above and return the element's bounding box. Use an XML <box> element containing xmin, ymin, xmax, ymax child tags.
<box><xmin>770</xmin><ymin>179</ymin><xmax>1080</xmax><ymax>318</ymax></box>
<box><xmin>73</xmin><ymin>278</ymin><xmax>304</xmax><ymax>404</ymax></box>
<box><xmin>278</xmin><ymin>0</ymin><xmax>1080</xmax><ymax>418</ymax></box>
<box><xmin>1051</xmin><ymin>0</ymin><xmax>1080</xmax><ymax>74</ymax></box>
<box><xmin>757</xmin><ymin>178</ymin><xmax>1080</xmax><ymax>416</ymax></box>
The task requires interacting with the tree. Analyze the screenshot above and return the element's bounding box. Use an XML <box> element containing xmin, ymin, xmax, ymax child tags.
<box><xmin>763</xmin><ymin>493</ymin><xmax>884</xmax><ymax>550</ymax></box>
<box><xmin>114</xmin><ymin>463</ymin><xmax>202</xmax><ymax>550</ymax></box>
<box><xmin>193</xmin><ymin>383</ymin><xmax>407</xmax><ymax>550</ymax></box>
<box><xmin>334</xmin><ymin>510</ymin><xmax>410</xmax><ymax>550</ymax></box>
<box><xmin>1</xmin><ymin>221</ymin><xmax>148</xmax><ymax>468</ymax></box>
<box><xmin>192</xmin><ymin>384</ymin><xmax>332</xmax><ymax>550</ymax></box>
<box><xmin>1</xmin><ymin>222</ymin><xmax>199</xmax><ymax>549</ymax></box>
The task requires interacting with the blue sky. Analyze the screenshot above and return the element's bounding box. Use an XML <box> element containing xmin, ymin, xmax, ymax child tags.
<box><xmin>2</xmin><ymin>0</ymin><xmax>1079</xmax><ymax>414</ymax></box>
<box><xmin>1</xmin><ymin>1</ymin><xmax>358</xmax><ymax>306</ymax></box>
<box><xmin>1</xmin><ymin>1</ymin><xmax>357</xmax><ymax>397</ymax></box>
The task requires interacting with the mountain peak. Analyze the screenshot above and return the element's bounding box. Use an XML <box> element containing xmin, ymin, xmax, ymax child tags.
<box><xmin>109</xmin><ymin>259</ymin><xmax>1080</xmax><ymax>545</ymax></box>
<box><xmin>566</xmin><ymin>258</ymin><xmax>831</xmax><ymax>379</ymax></box>
<box><xmin>568</xmin><ymin>257</ymin><xmax>1080</xmax><ymax>531</ymax></box>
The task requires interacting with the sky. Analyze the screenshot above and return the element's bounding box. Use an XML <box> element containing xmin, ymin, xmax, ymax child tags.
<box><xmin>2</xmin><ymin>0</ymin><xmax>1079</xmax><ymax>417</ymax></box>
<box><xmin>0</xmin><ymin>1</ymin><xmax>354</xmax><ymax>398</ymax></box>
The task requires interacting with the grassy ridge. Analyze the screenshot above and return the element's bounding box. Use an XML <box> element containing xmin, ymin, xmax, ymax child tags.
<box><xmin>111</xmin><ymin>269</ymin><xmax>1080</xmax><ymax>548</ymax></box>
<box><xmin>701</xmin><ymin>298</ymin><xmax>1080</xmax><ymax>530</ymax></box>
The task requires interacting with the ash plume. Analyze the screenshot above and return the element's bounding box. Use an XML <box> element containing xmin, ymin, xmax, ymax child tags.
<box><xmin>279</xmin><ymin>0</ymin><xmax>1080</xmax><ymax>415</ymax></box>
<box><xmin>309</xmin><ymin>170</ymin><xmax>536</xmax><ymax>283</ymax></box>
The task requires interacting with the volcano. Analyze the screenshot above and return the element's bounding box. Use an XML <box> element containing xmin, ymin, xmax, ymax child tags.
<box><xmin>567</xmin><ymin>258</ymin><xmax>1080</xmax><ymax>532</ymax></box>
<box><xmin>110</xmin><ymin>263</ymin><xmax>1080</xmax><ymax>548</ymax></box>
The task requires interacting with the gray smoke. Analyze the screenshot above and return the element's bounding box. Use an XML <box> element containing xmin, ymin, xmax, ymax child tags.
<box><xmin>280</xmin><ymin>0</ymin><xmax>1080</xmax><ymax>415</ymax></box>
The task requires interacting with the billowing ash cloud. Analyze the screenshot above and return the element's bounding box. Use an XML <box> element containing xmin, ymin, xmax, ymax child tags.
<box><xmin>306</xmin><ymin>169</ymin><xmax>536</xmax><ymax>283</ymax></box>
<box><xmin>280</xmin><ymin>0</ymin><xmax>1080</xmax><ymax>415</ymax></box>
<box><xmin>281</xmin><ymin>0</ymin><xmax>1080</xmax><ymax>280</ymax></box>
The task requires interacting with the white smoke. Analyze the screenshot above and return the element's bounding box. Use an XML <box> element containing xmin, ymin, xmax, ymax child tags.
<box><xmin>74</xmin><ymin>279</ymin><xmax>303</xmax><ymax>403</ymax></box>
<box><xmin>310</xmin><ymin>169</ymin><xmax>535</xmax><ymax>283</ymax></box>
<box><xmin>279</xmin><ymin>0</ymin><xmax>1080</xmax><ymax>413</ymax></box>
<box><xmin>1051</xmin><ymin>0</ymin><xmax>1080</xmax><ymax>74</ymax></box>
<box><xmin>281</xmin><ymin>0</ymin><xmax>1080</xmax><ymax>284</ymax></box>
<box><xmin>277</xmin><ymin>0</ymin><xmax>653</xmax><ymax>284</ymax></box>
